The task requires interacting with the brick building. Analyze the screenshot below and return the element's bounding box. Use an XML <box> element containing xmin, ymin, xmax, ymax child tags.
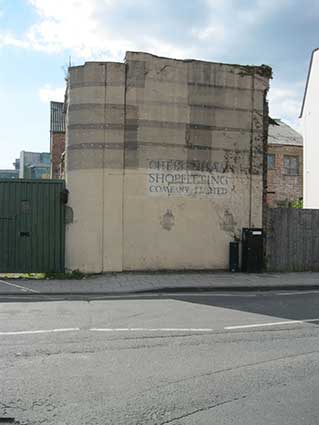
<box><xmin>267</xmin><ymin>118</ymin><xmax>303</xmax><ymax>207</ymax></box>
<box><xmin>50</xmin><ymin>101</ymin><xmax>65</xmax><ymax>179</ymax></box>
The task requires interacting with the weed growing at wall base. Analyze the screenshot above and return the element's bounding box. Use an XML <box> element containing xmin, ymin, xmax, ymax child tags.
<box><xmin>290</xmin><ymin>199</ymin><xmax>303</xmax><ymax>209</ymax></box>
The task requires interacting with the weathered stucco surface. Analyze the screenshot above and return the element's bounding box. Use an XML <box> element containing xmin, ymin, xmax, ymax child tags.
<box><xmin>65</xmin><ymin>52</ymin><xmax>270</xmax><ymax>272</ymax></box>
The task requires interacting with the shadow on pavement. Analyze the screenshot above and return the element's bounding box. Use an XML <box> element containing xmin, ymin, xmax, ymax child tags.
<box><xmin>173</xmin><ymin>292</ymin><xmax>319</xmax><ymax>323</ymax></box>
<box><xmin>1</xmin><ymin>291</ymin><xmax>319</xmax><ymax>323</ymax></box>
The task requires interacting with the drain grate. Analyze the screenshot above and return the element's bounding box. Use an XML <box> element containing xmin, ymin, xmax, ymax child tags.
<box><xmin>0</xmin><ymin>419</ymin><xmax>15</xmax><ymax>423</ymax></box>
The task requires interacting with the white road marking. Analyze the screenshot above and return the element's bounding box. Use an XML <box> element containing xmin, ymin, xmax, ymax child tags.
<box><xmin>277</xmin><ymin>291</ymin><xmax>319</xmax><ymax>296</ymax></box>
<box><xmin>90</xmin><ymin>327</ymin><xmax>214</xmax><ymax>332</ymax></box>
<box><xmin>1</xmin><ymin>318</ymin><xmax>319</xmax><ymax>336</ymax></box>
<box><xmin>225</xmin><ymin>318</ymin><xmax>319</xmax><ymax>330</ymax></box>
<box><xmin>0</xmin><ymin>279</ymin><xmax>40</xmax><ymax>293</ymax></box>
<box><xmin>0</xmin><ymin>328</ymin><xmax>80</xmax><ymax>336</ymax></box>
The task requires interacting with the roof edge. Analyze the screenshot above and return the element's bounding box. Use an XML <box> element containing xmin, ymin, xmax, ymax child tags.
<box><xmin>268</xmin><ymin>142</ymin><xmax>303</xmax><ymax>147</ymax></box>
<box><xmin>68</xmin><ymin>51</ymin><xmax>272</xmax><ymax>78</ymax></box>
<box><xmin>125</xmin><ymin>50</ymin><xmax>272</xmax><ymax>77</ymax></box>
<box><xmin>299</xmin><ymin>48</ymin><xmax>319</xmax><ymax>118</ymax></box>
<box><xmin>50</xmin><ymin>100</ymin><xmax>64</xmax><ymax>106</ymax></box>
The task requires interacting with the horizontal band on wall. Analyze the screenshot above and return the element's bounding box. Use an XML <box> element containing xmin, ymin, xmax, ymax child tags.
<box><xmin>66</xmin><ymin>158</ymin><xmax>254</xmax><ymax>173</ymax></box>
<box><xmin>70</xmin><ymin>81</ymin><xmax>125</xmax><ymax>89</ymax></box>
<box><xmin>187</xmin><ymin>81</ymin><xmax>263</xmax><ymax>92</ymax></box>
<box><xmin>67</xmin><ymin>141</ymin><xmax>250</xmax><ymax>154</ymax></box>
<box><xmin>68</xmin><ymin>103</ymin><xmax>135</xmax><ymax>112</ymax></box>
<box><xmin>68</xmin><ymin>121</ymin><xmax>262</xmax><ymax>134</ymax></box>
<box><xmin>68</xmin><ymin>123</ymin><xmax>124</xmax><ymax>130</ymax></box>
<box><xmin>68</xmin><ymin>100</ymin><xmax>262</xmax><ymax>114</ymax></box>
<box><xmin>69</xmin><ymin>79</ymin><xmax>265</xmax><ymax>92</ymax></box>
<box><xmin>126</xmin><ymin>120</ymin><xmax>261</xmax><ymax>133</ymax></box>
<box><xmin>136</xmin><ymin>77</ymin><xmax>265</xmax><ymax>93</ymax></box>
<box><xmin>68</xmin><ymin>143</ymin><xmax>124</xmax><ymax>150</ymax></box>
<box><xmin>133</xmin><ymin>101</ymin><xmax>262</xmax><ymax>114</ymax></box>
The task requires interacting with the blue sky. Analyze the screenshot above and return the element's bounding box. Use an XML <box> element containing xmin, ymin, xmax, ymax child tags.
<box><xmin>0</xmin><ymin>0</ymin><xmax>317</xmax><ymax>168</ymax></box>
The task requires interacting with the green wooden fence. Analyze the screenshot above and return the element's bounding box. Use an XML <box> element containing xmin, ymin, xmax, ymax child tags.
<box><xmin>0</xmin><ymin>179</ymin><xmax>66</xmax><ymax>273</ymax></box>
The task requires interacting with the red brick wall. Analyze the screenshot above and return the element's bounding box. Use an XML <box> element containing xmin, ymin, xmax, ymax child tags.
<box><xmin>266</xmin><ymin>144</ymin><xmax>303</xmax><ymax>207</ymax></box>
<box><xmin>50</xmin><ymin>132</ymin><xmax>65</xmax><ymax>179</ymax></box>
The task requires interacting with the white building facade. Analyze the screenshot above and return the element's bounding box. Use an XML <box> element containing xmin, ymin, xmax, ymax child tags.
<box><xmin>300</xmin><ymin>48</ymin><xmax>319</xmax><ymax>208</ymax></box>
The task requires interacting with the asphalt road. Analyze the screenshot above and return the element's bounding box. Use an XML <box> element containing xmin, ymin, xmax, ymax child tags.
<box><xmin>1</xmin><ymin>290</ymin><xmax>319</xmax><ymax>424</ymax></box>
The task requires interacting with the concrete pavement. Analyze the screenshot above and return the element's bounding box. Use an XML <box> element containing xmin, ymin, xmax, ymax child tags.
<box><xmin>1</xmin><ymin>272</ymin><xmax>319</xmax><ymax>296</ymax></box>
<box><xmin>2</xmin><ymin>291</ymin><xmax>319</xmax><ymax>424</ymax></box>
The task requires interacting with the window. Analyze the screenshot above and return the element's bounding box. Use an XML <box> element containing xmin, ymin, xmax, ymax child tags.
<box><xmin>284</xmin><ymin>155</ymin><xmax>299</xmax><ymax>176</ymax></box>
<box><xmin>40</xmin><ymin>153</ymin><xmax>51</xmax><ymax>164</ymax></box>
<box><xmin>267</xmin><ymin>154</ymin><xmax>275</xmax><ymax>169</ymax></box>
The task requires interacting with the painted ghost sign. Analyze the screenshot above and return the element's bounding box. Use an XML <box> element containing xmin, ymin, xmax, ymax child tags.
<box><xmin>147</xmin><ymin>159</ymin><xmax>233</xmax><ymax>198</ymax></box>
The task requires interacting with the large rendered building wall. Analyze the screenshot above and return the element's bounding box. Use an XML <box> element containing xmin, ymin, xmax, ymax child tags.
<box><xmin>66</xmin><ymin>52</ymin><xmax>269</xmax><ymax>273</ymax></box>
<box><xmin>65</xmin><ymin>62</ymin><xmax>125</xmax><ymax>272</ymax></box>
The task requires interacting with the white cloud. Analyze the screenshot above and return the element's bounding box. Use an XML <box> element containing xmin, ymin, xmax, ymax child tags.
<box><xmin>39</xmin><ymin>85</ymin><xmax>65</xmax><ymax>103</ymax></box>
<box><xmin>192</xmin><ymin>25</ymin><xmax>225</xmax><ymax>42</ymax></box>
<box><xmin>0</xmin><ymin>1</ymin><xmax>117</xmax><ymax>58</ymax></box>
<box><xmin>202</xmin><ymin>0</ymin><xmax>281</xmax><ymax>45</ymax></box>
<box><xmin>0</xmin><ymin>0</ymin><xmax>287</xmax><ymax>63</ymax></box>
<box><xmin>268</xmin><ymin>82</ymin><xmax>304</xmax><ymax>133</ymax></box>
<box><xmin>1</xmin><ymin>0</ymin><xmax>203</xmax><ymax>62</ymax></box>
<box><xmin>0</xmin><ymin>33</ymin><xmax>30</xmax><ymax>49</ymax></box>
<box><xmin>0</xmin><ymin>0</ymin><xmax>223</xmax><ymax>60</ymax></box>
<box><xmin>0</xmin><ymin>0</ymin><xmax>306</xmax><ymax>136</ymax></box>
<box><xmin>19</xmin><ymin>0</ymin><xmax>169</xmax><ymax>61</ymax></box>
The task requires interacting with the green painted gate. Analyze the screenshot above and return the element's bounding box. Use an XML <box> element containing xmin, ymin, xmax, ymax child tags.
<box><xmin>0</xmin><ymin>179</ymin><xmax>66</xmax><ymax>273</ymax></box>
